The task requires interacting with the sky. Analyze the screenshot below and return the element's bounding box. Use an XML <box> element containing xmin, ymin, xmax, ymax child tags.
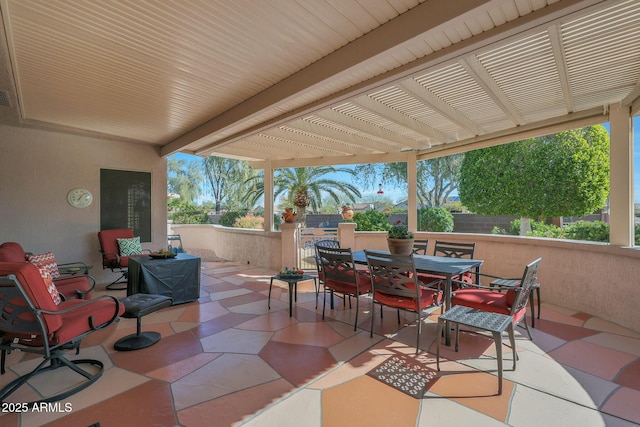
<box><xmin>170</xmin><ymin>116</ymin><xmax>640</xmax><ymax>206</ymax></box>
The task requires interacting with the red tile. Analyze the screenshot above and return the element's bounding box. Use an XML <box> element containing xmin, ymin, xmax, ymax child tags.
<box><xmin>260</xmin><ymin>341</ymin><xmax>337</xmax><ymax>386</ymax></box>
<box><xmin>615</xmin><ymin>358</ymin><xmax>640</xmax><ymax>391</ymax></box>
<box><xmin>191</xmin><ymin>311</ymin><xmax>258</xmax><ymax>338</ymax></box>
<box><xmin>602</xmin><ymin>387</ymin><xmax>640</xmax><ymax>424</ymax></box>
<box><xmin>549</xmin><ymin>340</ymin><xmax>636</xmax><ymax>380</ymax></box>
<box><xmin>110</xmin><ymin>330</ymin><xmax>203</xmax><ymax>374</ymax></box>
<box><xmin>178</xmin><ymin>378</ymin><xmax>294</xmax><ymax>426</ymax></box>
<box><xmin>42</xmin><ymin>380</ymin><xmax>176</xmax><ymax>427</ymax></box>
<box><xmin>535</xmin><ymin>318</ymin><xmax>599</xmax><ymax>342</ymax></box>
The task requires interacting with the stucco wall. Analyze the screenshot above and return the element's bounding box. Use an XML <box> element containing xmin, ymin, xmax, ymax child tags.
<box><xmin>170</xmin><ymin>224</ymin><xmax>281</xmax><ymax>269</ymax></box>
<box><xmin>170</xmin><ymin>224</ymin><xmax>640</xmax><ymax>332</ymax></box>
<box><xmin>0</xmin><ymin>125</ymin><xmax>168</xmax><ymax>285</ymax></box>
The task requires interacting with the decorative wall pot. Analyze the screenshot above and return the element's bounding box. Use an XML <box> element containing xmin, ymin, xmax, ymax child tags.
<box><xmin>341</xmin><ymin>206</ymin><xmax>354</xmax><ymax>221</ymax></box>
<box><xmin>387</xmin><ymin>238</ymin><xmax>415</xmax><ymax>255</ymax></box>
<box><xmin>282</xmin><ymin>208</ymin><xmax>296</xmax><ymax>223</ymax></box>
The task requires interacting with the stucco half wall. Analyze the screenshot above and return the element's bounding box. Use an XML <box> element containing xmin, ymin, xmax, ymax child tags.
<box><xmin>171</xmin><ymin>224</ymin><xmax>640</xmax><ymax>333</ymax></box>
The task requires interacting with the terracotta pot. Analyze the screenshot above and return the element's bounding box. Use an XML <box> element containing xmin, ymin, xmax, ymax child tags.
<box><xmin>387</xmin><ymin>238</ymin><xmax>414</xmax><ymax>255</ymax></box>
<box><xmin>341</xmin><ymin>207</ymin><xmax>354</xmax><ymax>221</ymax></box>
<box><xmin>282</xmin><ymin>208</ymin><xmax>296</xmax><ymax>223</ymax></box>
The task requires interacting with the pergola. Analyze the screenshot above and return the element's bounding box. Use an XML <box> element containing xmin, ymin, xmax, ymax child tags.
<box><xmin>1</xmin><ymin>0</ymin><xmax>638</xmax><ymax>241</ymax></box>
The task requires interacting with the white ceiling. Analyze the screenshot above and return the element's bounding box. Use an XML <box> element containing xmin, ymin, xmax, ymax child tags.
<box><xmin>1</xmin><ymin>0</ymin><xmax>639</xmax><ymax>168</ymax></box>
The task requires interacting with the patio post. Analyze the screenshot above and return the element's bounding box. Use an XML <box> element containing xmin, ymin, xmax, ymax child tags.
<box><xmin>609</xmin><ymin>104</ymin><xmax>634</xmax><ymax>246</ymax></box>
<box><xmin>407</xmin><ymin>152</ymin><xmax>418</xmax><ymax>232</ymax></box>
<box><xmin>338</xmin><ymin>222</ymin><xmax>356</xmax><ymax>249</ymax></box>
<box><xmin>264</xmin><ymin>161</ymin><xmax>274</xmax><ymax>231</ymax></box>
<box><xmin>280</xmin><ymin>222</ymin><xmax>299</xmax><ymax>269</ymax></box>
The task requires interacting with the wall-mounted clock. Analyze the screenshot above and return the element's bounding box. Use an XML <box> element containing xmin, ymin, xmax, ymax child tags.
<box><xmin>67</xmin><ymin>188</ymin><xmax>93</xmax><ymax>208</ymax></box>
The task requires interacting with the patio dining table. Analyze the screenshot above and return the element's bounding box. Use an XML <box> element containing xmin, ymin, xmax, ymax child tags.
<box><xmin>352</xmin><ymin>250</ymin><xmax>483</xmax><ymax>346</ymax></box>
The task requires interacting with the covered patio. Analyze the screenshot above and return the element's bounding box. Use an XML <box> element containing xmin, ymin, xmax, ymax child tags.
<box><xmin>1</xmin><ymin>1</ymin><xmax>640</xmax><ymax>425</ymax></box>
<box><xmin>2</xmin><ymin>260</ymin><xmax>638</xmax><ymax>426</ymax></box>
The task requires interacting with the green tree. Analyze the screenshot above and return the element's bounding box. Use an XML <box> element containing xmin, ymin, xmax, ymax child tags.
<box><xmin>202</xmin><ymin>156</ymin><xmax>254</xmax><ymax>214</ymax></box>
<box><xmin>459</xmin><ymin>125</ymin><xmax>610</xmax><ymax>234</ymax></box>
<box><xmin>354</xmin><ymin>155</ymin><xmax>462</xmax><ymax>207</ymax></box>
<box><xmin>168</xmin><ymin>157</ymin><xmax>202</xmax><ymax>204</ymax></box>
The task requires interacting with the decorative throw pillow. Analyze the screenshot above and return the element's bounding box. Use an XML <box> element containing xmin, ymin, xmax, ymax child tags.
<box><xmin>117</xmin><ymin>236</ymin><xmax>143</xmax><ymax>256</ymax></box>
<box><xmin>35</xmin><ymin>263</ymin><xmax>62</xmax><ymax>305</ymax></box>
<box><xmin>27</xmin><ymin>252</ymin><xmax>60</xmax><ymax>279</ymax></box>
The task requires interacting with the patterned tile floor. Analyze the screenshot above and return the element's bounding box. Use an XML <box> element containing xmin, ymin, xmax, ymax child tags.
<box><xmin>1</xmin><ymin>261</ymin><xmax>639</xmax><ymax>426</ymax></box>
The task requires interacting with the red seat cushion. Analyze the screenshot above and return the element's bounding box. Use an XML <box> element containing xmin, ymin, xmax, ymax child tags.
<box><xmin>52</xmin><ymin>298</ymin><xmax>124</xmax><ymax>345</ymax></box>
<box><xmin>323</xmin><ymin>269</ymin><xmax>371</xmax><ymax>294</ymax></box>
<box><xmin>0</xmin><ymin>242</ymin><xmax>27</xmax><ymax>262</ymax></box>
<box><xmin>55</xmin><ymin>276</ymin><xmax>93</xmax><ymax>299</ymax></box>
<box><xmin>451</xmin><ymin>288</ymin><xmax>526</xmax><ymax>323</ymax></box>
<box><xmin>374</xmin><ymin>283</ymin><xmax>442</xmax><ymax>311</ymax></box>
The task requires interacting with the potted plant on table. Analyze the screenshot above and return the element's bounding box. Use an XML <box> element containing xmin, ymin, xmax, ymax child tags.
<box><xmin>387</xmin><ymin>224</ymin><xmax>415</xmax><ymax>255</ymax></box>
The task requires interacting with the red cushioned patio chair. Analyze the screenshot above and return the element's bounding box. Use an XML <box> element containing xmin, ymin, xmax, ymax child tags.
<box><xmin>316</xmin><ymin>245</ymin><xmax>371</xmax><ymax>331</ymax></box>
<box><xmin>0</xmin><ymin>262</ymin><xmax>123</xmax><ymax>403</ymax></box>
<box><xmin>0</xmin><ymin>241</ymin><xmax>95</xmax><ymax>299</ymax></box>
<box><xmin>97</xmin><ymin>228</ymin><xmax>150</xmax><ymax>290</ymax></box>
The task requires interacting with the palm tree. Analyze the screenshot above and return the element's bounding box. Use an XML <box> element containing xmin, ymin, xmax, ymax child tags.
<box><xmin>245</xmin><ymin>166</ymin><xmax>361</xmax><ymax>221</ymax></box>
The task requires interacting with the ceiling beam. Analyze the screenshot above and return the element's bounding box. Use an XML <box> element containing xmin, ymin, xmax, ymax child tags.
<box><xmin>547</xmin><ymin>23</ymin><xmax>575</xmax><ymax>113</ymax></box>
<box><xmin>351</xmin><ymin>94</ymin><xmax>448</xmax><ymax>146</ymax></box>
<box><xmin>458</xmin><ymin>55</ymin><xmax>526</xmax><ymax>126</ymax></box>
<box><xmin>416</xmin><ymin>106</ymin><xmax>606</xmax><ymax>160</ymax></box>
<box><xmin>315</xmin><ymin>107</ymin><xmax>419</xmax><ymax>150</ymax></box>
<box><xmin>249</xmin><ymin>151</ymin><xmax>416</xmax><ymax>170</ymax></box>
<box><xmin>399</xmin><ymin>77</ymin><xmax>484</xmax><ymax>136</ymax></box>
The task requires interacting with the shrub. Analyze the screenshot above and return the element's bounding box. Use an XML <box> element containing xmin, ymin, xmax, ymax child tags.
<box><xmin>219</xmin><ymin>211</ymin><xmax>248</xmax><ymax>227</ymax></box>
<box><xmin>492</xmin><ymin>219</ymin><xmax>564</xmax><ymax>238</ymax></box>
<box><xmin>563</xmin><ymin>220</ymin><xmax>609</xmax><ymax>242</ymax></box>
<box><xmin>418</xmin><ymin>207</ymin><xmax>454</xmax><ymax>232</ymax></box>
<box><xmin>234</xmin><ymin>213</ymin><xmax>264</xmax><ymax>229</ymax></box>
<box><xmin>352</xmin><ymin>210</ymin><xmax>392</xmax><ymax>232</ymax></box>
<box><xmin>168</xmin><ymin>202</ymin><xmax>209</xmax><ymax>224</ymax></box>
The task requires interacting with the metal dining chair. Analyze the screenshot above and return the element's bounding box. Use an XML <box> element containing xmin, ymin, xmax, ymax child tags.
<box><xmin>365</xmin><ymin>250</ymin><xmax>442</xmax><ymax>354</ymax></box>
<box><xmin>412</xmin><ymin>239</ymin><xmax>429</xmax><ymax>255</ymax></box>
<box><xmin>316</xmin><ymin>245</ymin><xmax>371</xmax><ymax>331</ymax></box>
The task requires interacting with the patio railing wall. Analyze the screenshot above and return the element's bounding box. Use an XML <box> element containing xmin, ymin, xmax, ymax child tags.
<box><xmin>170</xmin><ymin>223</ymin><xmax>640</xmax><ymax>333</ymax></box>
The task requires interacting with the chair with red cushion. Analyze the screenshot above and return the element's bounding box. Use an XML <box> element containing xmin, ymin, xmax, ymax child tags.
<box><xmin>0</xmin><ymin>241</ymin><xmax>95</xmax><ymax>299</ymax></box>
<box><xmin>97</xmin><ymin>229</ymin><xmax>150</xmax><ymax>290</ymax></box>
<box><xmin>316</xmin><ymin>245</ymin><xmax>371</xmax><ymax>331</ymax></box>
<box><xmin>0</xmin><ymin>262</ymin><xmax>123</xmax><ymax>403</ymax></box>
<box><xmin>365</xmin><ymin>250</ymin><xmax>443</xmax><ymax>354</ymax></box>
<box><xmin>450</xmin><ymin>257</ymin><xmax>542</xmax><ymax>340</ymax></box>
<box><xmin>313</xmin><ymin>239</ymin><xmax>341</xmax><ymax>309</ymax></box>
<box><xmin>417</xmin><ymin>240</ymin><xmax>477</xmax><ymax>302</ymax></box>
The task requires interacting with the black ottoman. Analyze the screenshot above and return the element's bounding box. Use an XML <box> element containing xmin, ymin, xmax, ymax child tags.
<box><xmin>114</xmin><ymin>294</ymin><xmax>173</xmax><ymax>351</ymax></box>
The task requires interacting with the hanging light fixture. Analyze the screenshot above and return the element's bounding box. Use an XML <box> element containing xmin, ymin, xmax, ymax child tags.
<box><xmin>377</xmin><ymin>183</ymin><xmax>384</xmax><ymax>195</ymax></box>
